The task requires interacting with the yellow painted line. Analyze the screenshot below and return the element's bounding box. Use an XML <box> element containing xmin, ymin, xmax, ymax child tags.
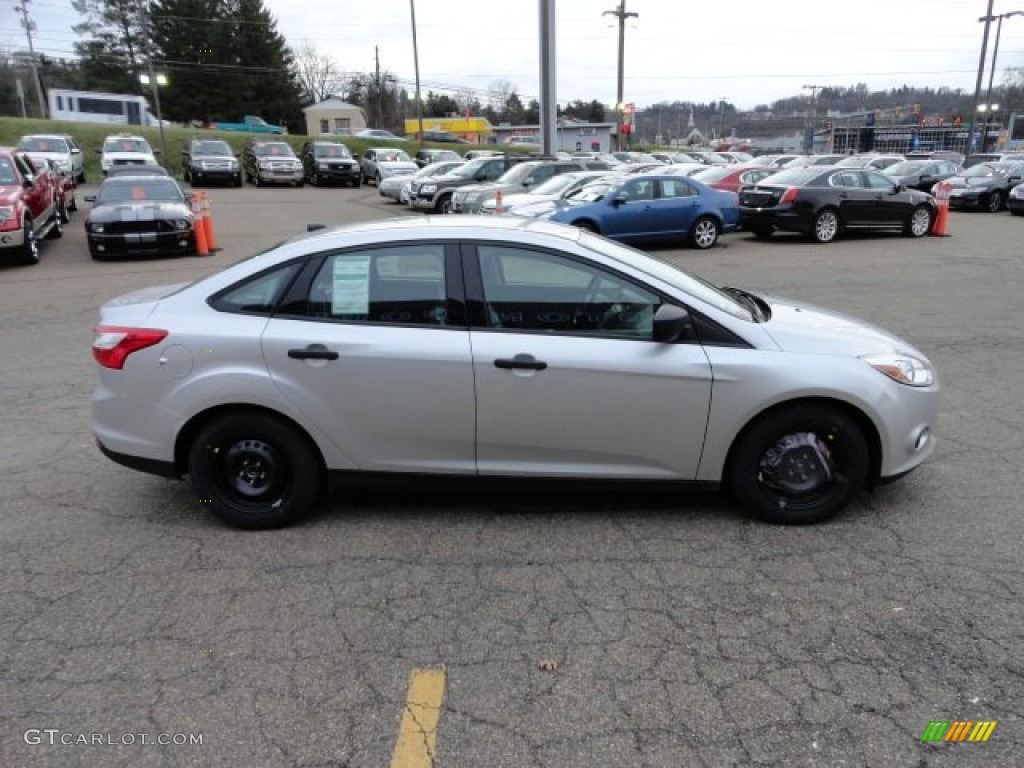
<box><xmin>389</xmin><ymin>667</ymin><xmax>446</xmax><ymax>768</ymax></box>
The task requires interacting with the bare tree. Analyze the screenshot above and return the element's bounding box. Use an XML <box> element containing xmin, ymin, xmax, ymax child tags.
<box><xmin>292</xmin><ymin>42</ymin><xmax>343</xmax><ymax>105</ymax></box>
<box><xmin>488</xmin><ymin>79</ymin><xmax>516</xmax><ymax>119</ymax></box>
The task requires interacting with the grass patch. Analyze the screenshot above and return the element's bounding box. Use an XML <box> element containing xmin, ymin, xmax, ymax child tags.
<box><xmin>0</xmin><ymin>117</ymin><xmax>532</xmax><ymax>180</ymax></box>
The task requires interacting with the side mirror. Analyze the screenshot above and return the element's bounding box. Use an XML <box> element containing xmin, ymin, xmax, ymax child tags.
<box><xmin>611</xmin><ymin>194</ymin><xmax>628</xmax><ymax>207</ymax></box>
<box><xmin>84</xmin><ymin>194</ymin><xmax>96</xmax><ymax>203</ymax></box>
<box><xmin>22</xmin><ymin>175</ymin><xmax>35</xmax><ymax>187</ymax></box>
<box><xmin>653</xmin><ymin>304</ymin><xmax>694</xmax><ymax>343</ymax></box>
<box><xmin>71</xmin><ymin>148</ymin><xmax>81</xmax><ymax>155</ymax></box>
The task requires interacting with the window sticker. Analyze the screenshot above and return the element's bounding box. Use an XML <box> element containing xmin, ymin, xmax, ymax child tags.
<box><xmin>331</xmin><ymin>255</ymin><xmax>371</xmax><ymax>316</ymax></box>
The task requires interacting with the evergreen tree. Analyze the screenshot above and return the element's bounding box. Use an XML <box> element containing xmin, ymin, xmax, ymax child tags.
<box><xmin>71</xmin><ymin>0</ymin><xmax>147</xmax><ymax>93</ymax></box>
<box><xmin>149</xmin><ymin>0</ymin><xmax>229</xmax><ymax>123</ymax></box>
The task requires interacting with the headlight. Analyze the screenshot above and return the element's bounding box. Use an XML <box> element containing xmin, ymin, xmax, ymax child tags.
<box><xmin>862</xmin><ymin>354</ymin><xmax>935</xmax><ymax>387</ymax></box>
<box><xmin>259</xmin><ymin>160</ymin><xmax>272</xmax><ymax>169</ymax></box>
<box><xmin>173</xmin><ymin>219</ymin><xmax>190</xmax><ymax>230</ymax></box>
<box><xmin>89</xmin><ymin>222</ymin><xmax>105</xmax><ymax>233</ymax></box>
<box><xmin>0</xmin><ymin>205</ymin><xmax>16</xmax><ymax>224</ymax></box>
<box><xmin>317</xmin><ymin>162</ymin><xmax>328</xmax><ymax>170</ymax></box>
<box><xmin>421</xmin><ymin>183</ymin><xmax>437</xmax><ymax>194</ymax></box>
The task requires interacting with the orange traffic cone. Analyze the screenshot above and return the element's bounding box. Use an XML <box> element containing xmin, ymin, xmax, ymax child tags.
<box><xmin>930</xmin><ymin>182</ymin><xmax>951</xmax><ymax>237</ymax></box>
<box><xmin>192</xmin><ymin>193</ymin><xmax>209</xmax><ymax>256</ymax></box>
<box><xmin>200</xmin><ymin>191</ymin><xmax>218</xmax><ymax>251</ymax></box>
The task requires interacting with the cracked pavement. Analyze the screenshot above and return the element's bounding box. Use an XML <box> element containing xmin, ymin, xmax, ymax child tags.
<box><xmin>1</xmin><ymin>188</ymin><xmax>1021</xmax><ymax>767</ymax></box>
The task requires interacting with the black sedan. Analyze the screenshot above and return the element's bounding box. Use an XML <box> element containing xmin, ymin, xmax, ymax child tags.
<box><xmin>738</xmin><ymin>167</ymin><xmax>937</xmax><ymax>243</ymax></box>
<box><xmin>936</xmin><ymin>162</ymin><xmax>1024</xmax><ymax>213</ymax></box>
<box><xmin>85</xmin><ymin>174</ymin><xmax>195</xmax><ymax>260</ymax></box>
<box><xmin>882</xmin><ymin>159</ymin><xmax>962</xmax><ymax>193</ymax></box>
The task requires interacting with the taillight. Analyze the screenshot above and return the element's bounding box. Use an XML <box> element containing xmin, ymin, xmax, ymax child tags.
<box><xmin>92</xmin><ymin>326</ymin><xmax>168</xmax><ymax>369</ymax></box>
<box><xmin>779</xmin><ymin>187</ymin><xmax>798</xmax><ymax>204</ymax></box>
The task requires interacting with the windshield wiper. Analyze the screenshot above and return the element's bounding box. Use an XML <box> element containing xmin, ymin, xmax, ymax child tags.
<box><xmin>721</xmin><ymin>286</ymin><xmax>768</xmax><ymax>322</ymax></box>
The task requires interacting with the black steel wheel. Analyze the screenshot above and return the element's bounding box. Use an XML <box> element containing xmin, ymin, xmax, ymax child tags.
<box><xmin>986</xmin><ymin>191</ymin><xmax>1003</xmax><ymax>213</ymax></box>
<box><xmin>188</xmin><ymin>413</ymin><xmax>323</xmax><ymax>530</ymax></box>
<box><xmin>729</xmin><ymin>404</ymin><xmax>869</xmax><ymax>525</ymax></box>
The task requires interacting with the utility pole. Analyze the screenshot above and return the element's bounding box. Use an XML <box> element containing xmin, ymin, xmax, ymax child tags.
<box><xmin>603</xmin><ymin>1</ymin><xmax>638</xmax><ymax>151</ymax></box>
<box><xmin>138</xmin><ymin>3</ymin><xmax>168</xmax><ymax>171</ymax></box>
<box><xmin>374</xmin><ymin>46</ymin><xmax>382</xmax><ymax>128</ymax></box>
<box><xmin>802</xmin><ymin>84</ymin><xmax>822</xmax><ymax>153</ymax></box>
<box><xmin>967</xmin><ymin>1</ymin><xmax>996</xmax><ymax>164</ymax></box>
<box><xmin>13</xmin><ymin>0</ymin><xmax>47</xmax><ymax>118</ymax></box>
<box><xmin>410</xmin><ymin>1</ymin><xmax>423</xmax><ymax>144</ymax></box>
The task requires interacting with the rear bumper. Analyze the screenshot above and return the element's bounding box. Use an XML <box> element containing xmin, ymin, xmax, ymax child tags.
<box><xmin>738</xmin><ymin>206</ymin><xmax>812</xmax><ymax>233</ymax></box>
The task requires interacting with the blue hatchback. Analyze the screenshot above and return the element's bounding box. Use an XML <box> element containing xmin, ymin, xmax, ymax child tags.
<box><xmin>514</xmin><ymin>174</ymin><xmax>740</xmax><ymax>249</ymax></box>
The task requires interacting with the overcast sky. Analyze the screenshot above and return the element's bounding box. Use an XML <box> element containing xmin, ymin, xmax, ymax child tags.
<box><xmin>5</xmin><ymin>0</ymin><xmax>1022</xmax><ymax>110</ymax></box>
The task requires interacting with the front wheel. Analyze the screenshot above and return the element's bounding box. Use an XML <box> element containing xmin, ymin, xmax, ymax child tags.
<box><xmin>729</xmin><ymin>404</ymin><xmax>869</xmax><ymax>525</ymax></box>
<box><xmin>688</xmin><ymin>216</ymin><xmax>719</xmax><ymax>249</ymax></box>
<box><xmin>986</xmin><ymin>191</ymin><xmax>1003</xmax><ymax>213</ymax></box>
<box><xmin>905</xmin><ymin>205</ymin><xmax>933</xmax><ymax>237</ymax></box>
<box><xmin>17</xmin><ymin>219</ymin><xmax>39</xmax><ymax>265</ymax></box>
<box><xmin>572</xmin><ymin>220</ymin><xmax>599</xmax><ymax>233</ymax></box>
<box><xmin>811</xmin><ymin>208</ymin><xmax>840</xmax><ymax>243</ymax></box>
<box><xmin>437</xmin><ymin>194</ymin><xmax>454</xmax><ymax>214</ymax></box>
<box><xmin>188</xmin><ymin>413</ymin><xmax>323</xmax><ymax>530</ymax></box>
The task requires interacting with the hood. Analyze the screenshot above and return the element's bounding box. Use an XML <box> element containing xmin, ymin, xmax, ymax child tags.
<box><xmin>89</xmin><ymin>202</ymin><xmax>191</xmax><ymax>222</ymax></box>
<box><xmin>377</xmin><ymin>160</ymin><xmax>417</xmax><ymax>170</ymax></box>
<box><xmin>760</xmin><ymin>294</ymin><xmax>926</xmax><ymax>358</ymax></box>
<box><xmin>947</xmin><ymin>176</ymin><xmax>996</xmax><ymax>188</ymax></box>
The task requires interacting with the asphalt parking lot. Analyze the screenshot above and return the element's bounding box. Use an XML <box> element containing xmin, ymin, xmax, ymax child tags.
<box><xmin>2</xmin><ymin>184</ymin><xmax>1022</xmax><ymax>767</ymax></box>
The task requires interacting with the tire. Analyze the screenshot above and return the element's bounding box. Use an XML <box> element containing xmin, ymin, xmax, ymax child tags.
<box><xmin>67</xmin><ymin>193</ymin><xmax>78</xmax><ymax>213</ymax></box>
<box><xmin>986</xmin><ymin>191</ymin><xmax>1003</xmax><ymax>213</ymax></box>
<box><xmin>375</xmin><ymin>172</ymin><xmax>382</xmax><ymax>186</ymax></box>
<box><xmin>77</xmin><ymin>170</ymin><xmax>86</xmax><ymax>184</ymax></box>
<box><xmin>295</xmin><ymin>180</ymin><xmax>305</xmax><ymax>188</ymax></box>
<box><xmin>751</xmin><ymin>227</ymin><xmax>773</xmax><ymax>240</ymax></box>
<box><xmin>188</xmin><ymin>412</ymin><xmax>323</xmax><ymax>530</ymax></box>
<box><xmin>351</xmin><ymin>177</ymin><xmax>361</xmax><ymax>188</ymax></box>
<box><xmin>688</xmin><ymin>215</ymin><xmax>719</xmax><ymax>249</ymax></box>
<box><xmin>437</xmin><ymin>194</ymin><xmax>454</xmax><ymax>214</ymax></box>
<box><xmin>729</xmin><ymin>404</ymin><xmax>869</xmax><ymax>525</ymax></box>
<box><xmin>811</xmin><ymin>208</ymin><xmax>840</xmax><ymax>243</ymax></box>
<box><xmin>573</xmin><ymin>220</ymin><xmax>599</xmax><ymax>233</ymax></box>
<box><xmin>17</xmin><ymin>219</ymin><xmax>39</xmax><ymax>265</ymax></box>
<box><xmin>48</xmin><ymin>210</ymin><xmax>63</xmax><ymax>239</ymax></box>
<box><xmin>57</xmin><ymin>197</ymin><xmax>71</xmax><ymax>224</ymax></box>
<box><xmin>905</xmin><ymin>205</ymin><xmax>933</xmax><ymax>237</ymax></box>
<box><xmin>235</xmin><ymin>176</ymin><xmax>243</xmax><ymax>188</ymax></box>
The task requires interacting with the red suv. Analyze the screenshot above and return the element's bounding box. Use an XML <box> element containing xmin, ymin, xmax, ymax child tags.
<box><xmin>0</xmin><ymin>148</ymin><xmax>63</xmax><ymax>265</ymax></box>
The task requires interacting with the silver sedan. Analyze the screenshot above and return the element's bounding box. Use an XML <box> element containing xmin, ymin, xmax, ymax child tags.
<box><xmin>377</xmin><ymin>159</ymin><xmax>464</xmax><ymax>203</ymax></box>
<box><xmin>92</xmin><ymin>218</ymin><xmax>938</xmax><ymax>529</ymax></box>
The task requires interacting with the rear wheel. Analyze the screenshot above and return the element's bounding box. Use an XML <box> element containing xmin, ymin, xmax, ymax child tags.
<box><xmin>905</xmin><ymin>205</ymin><xmax>933</xmax><ymax>237</ymax></box>
<box><xmin>188</xmin><ymin>413</ymin><xmax>323</xmax><ymax>530</ymax></box>
<box><xmin>730</xmin><ymin>404</ymin><xmax>869</xmax><ymax>525</ymax></box>
<box><xmin>811</xmin><ymin>208</ymin><xmax>840</xmax><ymax>243</ymax></box>
<box><xmin>688</xmin><ymin>215</ymin><xmax>719</xmax><ymax>249</ymax></box>
<box><xmin>986</xmin><ymin>191</ymin><xmax>1003</xmax><ymax>213</ymax></box>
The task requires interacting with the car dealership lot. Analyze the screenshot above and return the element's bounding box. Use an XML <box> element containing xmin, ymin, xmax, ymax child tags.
<box><xmin>2</xmin><ymin>186</ymin><xmax>1022</xmax><ymax>767</ymax></box>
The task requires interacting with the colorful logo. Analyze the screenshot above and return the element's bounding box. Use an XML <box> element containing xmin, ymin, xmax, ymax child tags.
<box><xmin>920</xmin><ymin>721</ymin><xmax>997</xmax><ymax>743</ymax></box>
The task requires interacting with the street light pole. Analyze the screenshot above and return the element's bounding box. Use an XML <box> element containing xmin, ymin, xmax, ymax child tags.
<box><xmin>603</xmin><ymin>2</ymin><xmax>638</xmax><ymax>151</ymax></box>
<box><xmin>802</xmin><ymin>84</ymin><xmax>822</xmax><ymax>153</ymax></box>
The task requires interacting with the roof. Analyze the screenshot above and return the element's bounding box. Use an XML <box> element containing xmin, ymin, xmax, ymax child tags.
<box><xmin>303</xmin><ymin>98</ymin><xmax>364</xmax><ymax>113</ymax></box>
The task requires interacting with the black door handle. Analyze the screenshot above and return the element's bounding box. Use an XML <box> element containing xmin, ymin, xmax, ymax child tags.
<box><xmin>494</xmin><ymin>353</ymin><xmax>547</xmax><ymax>371</ymax></box>
<box><xmin>288</xmin><ymin>344</ymin><xmax>339</xmax><ymax>360</ymax></box>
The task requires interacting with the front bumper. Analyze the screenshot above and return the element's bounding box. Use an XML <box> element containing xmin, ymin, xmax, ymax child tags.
<box><xmin>87</xmin><ymin>230</ymin><xmax>195</xmax><ymax>257</ymax></box>
<box><xmin>0</xmin><ymin>225</ymin><xmax>27</xmax><ymax>249</ymax></box>
<box><xmin>255</xmin><ymin>167</ymin><xmax>303</xmax><ymax>184</ymax></box>
<box><xmin>313</xmin><ymin>165</ymin><xmax>360</xmax><ymax>184</ymax></box>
